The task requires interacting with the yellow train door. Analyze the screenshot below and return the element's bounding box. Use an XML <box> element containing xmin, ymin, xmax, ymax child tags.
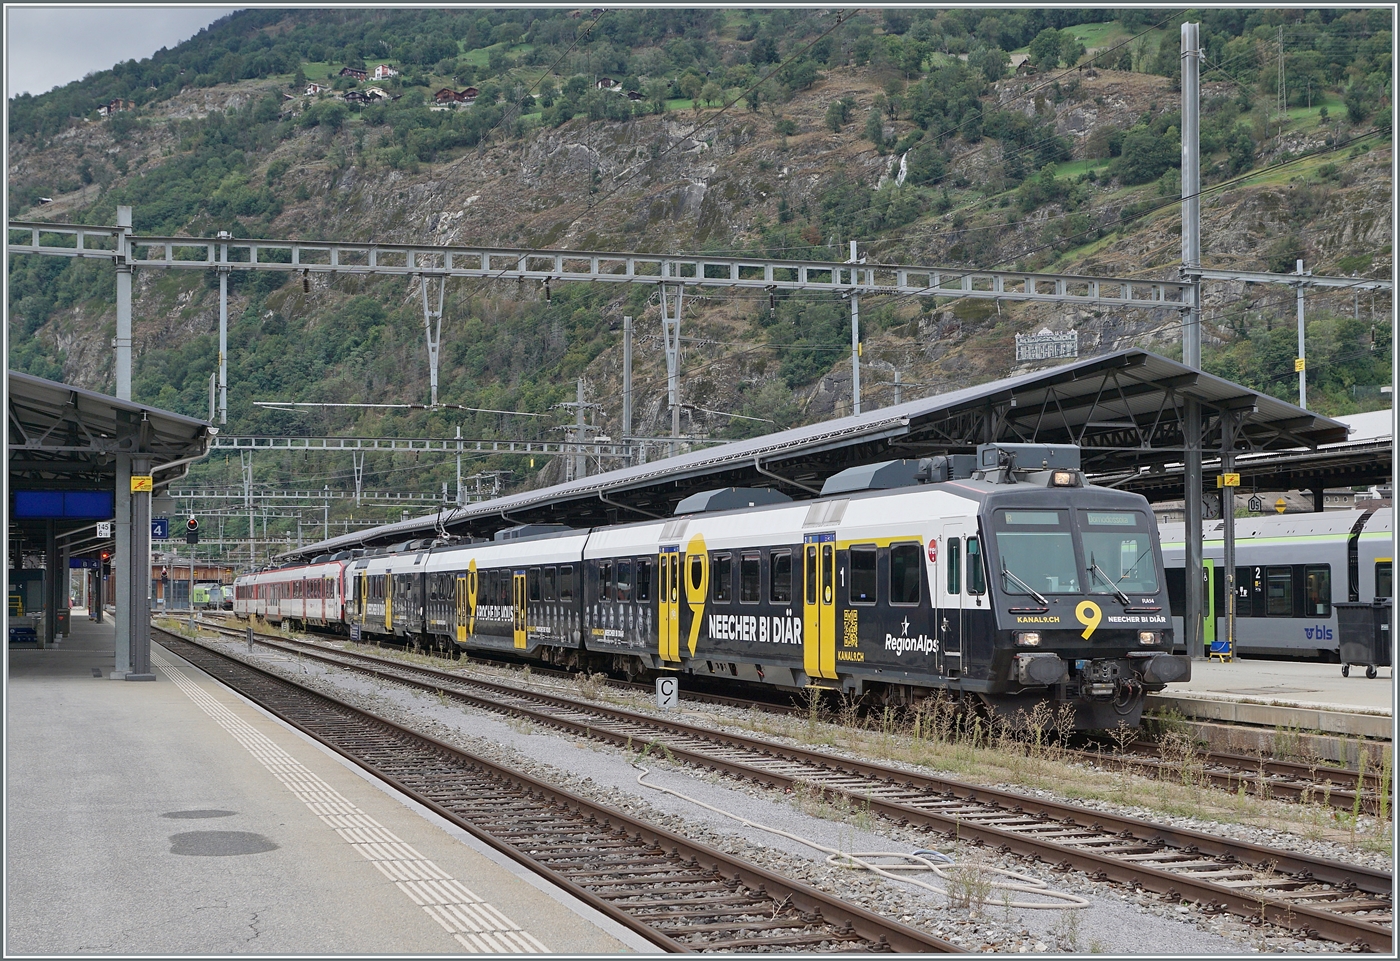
<box><xmin>802</xmin><ymin>533</ymin><xmax>837</xmax><ymax>680</ymax></box>
<box><xmin>658</xmin><ymin>547</ymin><xmax>681</xmax><ymax>662</ymax></box>
<box><xmin>512</xmin><ymin>570</ymin><xmax>527</xmax><ymax>649</ymax></box>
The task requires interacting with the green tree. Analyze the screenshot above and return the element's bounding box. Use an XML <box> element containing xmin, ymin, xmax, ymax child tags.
<box><xmin>1028</xmin><ymin>28</ymin><xmax>1063</xmax><ymax>69</ymax></box>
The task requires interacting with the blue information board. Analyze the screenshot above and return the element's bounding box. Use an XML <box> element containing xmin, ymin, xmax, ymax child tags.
<box><xmin>152</xmin><ymin>517</ymin><xmax>169</xmax><ymax>540</ymax></box>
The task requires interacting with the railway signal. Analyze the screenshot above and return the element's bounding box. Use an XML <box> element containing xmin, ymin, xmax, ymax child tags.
<box><xmin>185</xmin><ymin>516</ymin><xmax>201</xmax><ymax>544</ymax></box>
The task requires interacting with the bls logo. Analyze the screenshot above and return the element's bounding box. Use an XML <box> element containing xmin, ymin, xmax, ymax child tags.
<box><xmin>1303</xmin><ymin>624</ymin><xmax>1335</xmax><ymax>641</ymax></box>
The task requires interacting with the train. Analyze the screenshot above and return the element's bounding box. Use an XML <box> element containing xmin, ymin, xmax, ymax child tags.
<box><xmin>1159</xmin><ymin>508</ymin><xmax>1392</xmax><ymax>659</ymax></box>
<box><xmin>235</xmin><ymin>443</ymin><xmax>1190</xmax><ymax>730</ymax></box>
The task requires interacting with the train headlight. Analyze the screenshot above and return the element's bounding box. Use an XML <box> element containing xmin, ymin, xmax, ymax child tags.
<box><xmin>1015</xmin><ymin>631</ymin><xmax>1042</xmax><ymax>647</ymax></box>
<box><xmin>1138</xmin><ymin>630</ymin><xmax>1163</xmax><ymax>645</ymax></box>
<box><xmin>1050</xmin><ymin>469</ymin><xmax>1079</xmax><ymax>487</ymax></box>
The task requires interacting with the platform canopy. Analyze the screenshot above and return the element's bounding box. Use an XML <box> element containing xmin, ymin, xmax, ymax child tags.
<box><xmin>7</xmin><ymin>370</ymin><xmax>213</xmax><ymax>553</ymax></box>
<box><xmin>280</xmin><ymin>349</ymin><xmax>1349</xmax><ymax>561</ymax></box>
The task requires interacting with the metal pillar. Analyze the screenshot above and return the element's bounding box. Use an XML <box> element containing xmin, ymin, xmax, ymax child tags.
<box><xmin>893</xmin><ymin>370</ymin><xmax>902</xmax><ymax>405</ymax></box>
<box><xmin>574</xmin><ymin>377</ymin><xmax>587</xmax><ymax>481</ymax></box>
<box><xmin>1312</xmin><ymin>488</ymin><xmax>1325</xmax><ymax>512</ymax></box>
<box><xmin>1181</xmin><ymin>23</ymin><xmax>1206</xmax><ymax>661</ymax></box>
<box><xmin>1295</xmin><ymin>259</ymin><xmax>1308</xmax><ymax>409</ymax></box>
<box><xmin>218</xmin><ymin>231</ymin><xmax>230</xmax><ymax>424</ymax></box>
<box><xmin>419</xmin><ymin>275</ymin><xmax>446</xmax><ymax>407</ymax></box>
<box><xmin>454</xmin><ymin>428</ymin><xmax>463</xmax><ymax>506</ymax></box>
<box><xmin>661</xmin><ymin>285</ymin><xmax>684</xmax><ymax>457</ymax></box>
<box><xmin>115</xmin><ymin>206</ymin><xmax>133</xmax><ymax>400</ymax></box>
<box><xmin>352</xmin><ymin>451</ymin><xmax>366</xmax><ymax>507</ymax></box>
<box><xmin>241</xmin><ymin>451</ymin><xmax>255</xmax><ymax>569</ymax></box>
<box><xmin>60</xmin><ymin>540</ymin><xmax>70</xmax><ymax>640</ymax></box>
<box><xmin>849</xmin><ymin>241</ymin><xmax>862</xmax><ymax>416</ymax></box>
<box><xmin>128</xmin><ymin>454</ymin><xmax>155</xmax><ymax>679</ymax></box>
<box><xmin>113</xmin><ymin>450</ymin><xmax>131</xmax><ymax>676</ymax></box>
<box><xmin>44</xmin><ymin>521</ymin><xmax>58</xmax><ymax>647</ymax></box>
<box><xmin>1220</xmin><ymin>410</ymin><xmax>1241</xmax><ymax>661</ymax></box>
<box><xmin>622</xmin><ymin>315</ymin><xmax>633</xmax><ymax>462</ymax></box>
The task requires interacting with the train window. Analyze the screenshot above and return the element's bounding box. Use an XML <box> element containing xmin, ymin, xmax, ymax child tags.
<box><xmin>689</xmin><ymin>554</ymin><xmax>705</xmax><ymax>599</ymax></box>
<box><xmin>712</xmin><ymin>554</ymin><xmax>733</xmax><ymax>603</ymax></box>
<box><xmin>559</xmin><ymin>565</ymin><xmax>575</xmax><ymax>602</ymax></box>
<box><xmin>740</xmin><ymin>553</ymin><xmax>761</xmax><ymax>603</ymax></box>
<box><xmin>996</xmin><ymin>510</ymin><xmax>1078</xmax><ymax>595</ymax></box>
<box><xmin>966</xmin><ymin>537</ymin><xmax>985</xmax><ymax>595</ymax></box>
<box><xmin>635</xmin><ymin>559</ymin><xmax>651</xmax><ymax>602</ymax></box>
<box><xmin>805</xmin><ymin>547</ymin><xmax>817</xmax><ymax>605</ymax></box>
<box><xmin>528</xmin><ymin>568</ymin><xmax>541</xmax><ymax>603</ymax></box>
<box><xmin>849</xmin><ymin>546</ymin><xmax>877</xmax><ymax>604</ymax></box>
<box><xmin>821</xmin><ymin>544</ymin><xmax>834</xmax><ymax>604</ymax></box>
<box><xmin>1079</xmin><ymin>510</ymin><xmax>1157</xmax><ymax>593</ymax></box>
<box><xmin>1377</xmin><ymin>561</ymin><xmax>1393</xmax><ymax>599</ymax></box>
<box><xmin>542</xmin><ymin>566</ymin><xmax>557</xmax><ymax>602</ymax></box>
<box><xmin>770</xmin><ymin>551</ymin><xmax>792</xmax><ymax>604</ymax></box>
<box><xmin>1266</xmin><ymin>567</ymin><xmax>1292</xmax><ymax>616</ymax></box>
<box><xmin>617</xmin><ymin>560</ymin><xmax>633</xmax><ymax>602</ymax></box>
<box><xmin>1304</xmin><ymin>566</ymin><xmax>1331</xmax><ymax>617</ymax></box>
<box><xmin>947</xmin><ymin>538</ymin><xmax>961</xmax><ymax>594</ymax></box>
<box><xmin>890</xmin><ymin>544</ymin><xmax>921</xmax><ymax>605</ymax></box>
<box><xmin>599</xmin><ymin>561</ymin><xmax>613</xmax><ymax>602</ymax></box>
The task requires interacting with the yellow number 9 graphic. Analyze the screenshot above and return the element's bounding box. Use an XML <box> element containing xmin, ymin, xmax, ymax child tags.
<box><xmin>1075</xmin><ymin>600</ymin><xmax>1102</xmax><ymax>640</ymax></box>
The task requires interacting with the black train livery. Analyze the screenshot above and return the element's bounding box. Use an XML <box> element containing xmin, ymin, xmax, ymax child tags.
<box><xmin>321</xmin><ymin>443</ymin><xmax>1190</xmax><ymax>729</ymax></box>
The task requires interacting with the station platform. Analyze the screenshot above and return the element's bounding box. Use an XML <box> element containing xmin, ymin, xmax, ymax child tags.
<box><xmin>1146</xmin><ymin>656</ymin><xmax>1393</xmax><ymax>762</ymax></box>
<box><xmin>6</xmin><ymin>613</ymin><xmax>650</xmax><ymax>955</ymax></box>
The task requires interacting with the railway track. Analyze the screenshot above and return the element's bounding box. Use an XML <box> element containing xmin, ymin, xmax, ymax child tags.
<box><xmin>185</xmin><ymin>621</ymin><xmax>1393</xmax><ymax>952</ymax></box>
<box><xmin>151</xmin><ymin>627</ymin><xmax>959</xmax><ymax>954</ymax></box>
<box><xmin>1068</xmin><ymin>742</ymin><xmax>1388</xmax><ymax>813</ymax></box>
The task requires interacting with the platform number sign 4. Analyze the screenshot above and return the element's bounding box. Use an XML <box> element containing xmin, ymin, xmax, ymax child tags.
<box><xmin>151</xmin><ymin>517</ymin><xmax>169</xmax><ymax>540</ymax></box>
<box><xmin>656</xmin><ymin>676</ymin><xmax>679</xmax><ymax>711</ymax></box>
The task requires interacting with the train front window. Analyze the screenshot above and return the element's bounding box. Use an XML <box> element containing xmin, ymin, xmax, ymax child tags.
<box><xmin>1078</xmin><ymin>510</ymin><xmax>1159</xmax><ymax>593</ymax></box>
<box><xmin>1377</xmin><ymin>561</ymin><xmax>1393</xmax><ymax>599</ymax></box>
<box><xmin>992</xmin><ymin>510</ymin><xmax>1077</xmax><ymax>595</ymax></box>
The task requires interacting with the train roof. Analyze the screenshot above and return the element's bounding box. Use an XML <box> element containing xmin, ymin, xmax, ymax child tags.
<box><xmin>1159</xmin><ymin>507</ymin><xmax>1391</xmax><ymax>542</ymax></box>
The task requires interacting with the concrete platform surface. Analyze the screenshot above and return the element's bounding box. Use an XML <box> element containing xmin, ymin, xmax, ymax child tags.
<box><xmin>6</xmin><ymin>617</ymin><xmax>647</xmax><ymax>955</ymax></box>
<box><xmin>1166</xmin><ymin>656</ymin><xmax>1393</xmax><ymax>715</ymax></box>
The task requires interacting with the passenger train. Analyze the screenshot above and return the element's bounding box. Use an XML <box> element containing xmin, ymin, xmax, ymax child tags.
<box><xmin>1159</xmin><ymin>508</ymin><xmax>1392</xmax><ymax>659</ymax></box>
<box><xmin>235</xmin><ymin>443</ymin><xmax>1190</xmax><ymax>730</ymax></box>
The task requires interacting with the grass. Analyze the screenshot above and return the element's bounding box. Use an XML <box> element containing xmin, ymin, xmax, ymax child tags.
<box><xmin>1051</xmin><ymin>157</ymin><xmax>1111</xmax><ymax>180</ymax></box>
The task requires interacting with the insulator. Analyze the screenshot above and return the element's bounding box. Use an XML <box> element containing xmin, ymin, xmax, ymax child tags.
<box><xmin>302</xmin><ymin>270</ymin><xmax>310</xmax><ymax>293</ymax></box>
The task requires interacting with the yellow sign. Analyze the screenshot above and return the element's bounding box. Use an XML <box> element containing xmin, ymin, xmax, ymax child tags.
<box><xmin>1075</xmin><ymin>600</ymin><xmax>1102</xmax><ymax>640</ymax></box>
<box><xmin>1294</xmin><ymin>357</ymin><xmax>1306</xmax><ymax>372</ymax></box>
<box><xmin>130</xmin><ymin>475</ymin><xmax>154</xmax><ymax>492</ymax></box>
<box><xmin>1220</xmin><ymin>473</ymin><xmax>1240</xmax><ymax>487</ymax></box>
<box><xmin>1275</xmin><ymin>497</ymin><xmax>1287</xmax><ymax>514</ymax></box>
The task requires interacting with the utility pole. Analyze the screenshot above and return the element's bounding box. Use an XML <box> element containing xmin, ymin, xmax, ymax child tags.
<box><xmin>1295</xmin><ymin>259</ymin><xmax>1309</xmax><ymax>409</ymax></box>
<box><xmin>622</xmin><ymin>315</ymin><xmax>633</xmax><ymax>463</ymax></box>
<box><xmin>418</xmin><ymin>274</ymin><xmax>446</xmax><ymax>407</ymax></box>
<box><xmin>554</xmin><ymin>378</ymin><xmax>603</xmax><ymax>482</ymax></box>
<box><xmin>455</xmin><ymin>426</ymin><xmax>463</xmax><ymax>506</ymax></box>
<box><xmin>217</xmin><ymin>230</ymin><xmax>231</xmax><ymax>424</ymax></box>
<box><xmin>893</xmin><ymin>370</ymin><xmax>902</xmax><ymax>405</ymax></box>
<box><xmin>661</xmin><ymin>285</ymin><xmax>685</xmax><ymax>457</ymax></box>
<box><xmin>1181</xmin><ymin>22</ymin><xmax>1206</xmax><ymax>661</ymax></box>
<box><xmin>848</xmin><ymin>241</ymin><xmax>862</xmax><ymax>416</ymax></box>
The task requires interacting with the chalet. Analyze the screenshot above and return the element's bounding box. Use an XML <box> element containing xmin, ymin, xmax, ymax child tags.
<box><xmin>595</xmin><ymin>77</ymin><xmax>615</xmax><ymax>89</ymax></box>
<box><xmin>344</xmin><ymin>90</ymin><xmax>368</xmax><ymax>103</ymax></box>
<box><xmin>460</xmin><ymin>86</ymin><xmax>480</xmax><ymax>102</ymax></box>
<box><xmin>363</xmin><ymin>87</ymin><xmax>393</xmax><ymax>101</ymax></box>
<box><xmin>305</xmin><ymin>82</ymin><xmax>328</xmax><ymax>95</ymax></box>
<box><xmin>98</xmin><ymin>98</ymin><xmax>135</xmax><ymax>116</ymax></box>
<box><xmin>626</xmin><ymin>90</ymin><xmax>643</xmax><ymax>101</ymax></box>
<box><xmin>434</xmin><ymin>87</ymin><xmax>459</xmax><ymax>104</ymax></box>
<box><xmin>339</xmin><ymin>66</ymin><xmax>367</xmax><ymax>80</ymax></box>
<box><xmin>372</xmin><ymin>64</ymin><xmax>399</xmax><ymax>80</ymax></box>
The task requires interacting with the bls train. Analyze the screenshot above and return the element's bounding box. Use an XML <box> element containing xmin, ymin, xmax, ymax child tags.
<box><xmin>235</xmin><ymin>443</ymin><xmax>1190</xmax><ymax>729</ymax></box>
<box><xmin>1159</xmin><ymin>508</ymin><xmax>1392</xmax><ymax>659</ymax></box>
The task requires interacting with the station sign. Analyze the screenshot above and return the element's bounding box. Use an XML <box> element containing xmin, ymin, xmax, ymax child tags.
<box><xmin>152</xmin><ymin>518</ymin><xmax>169</xmax><ymax>540</ymax></box>
<box><xmin>69</xmin><ymin>557</ymin><xmax>100</xmax><ymax>569</ymax></box>
<box><xmin>1247</xmin><ymin>495</ymin><xmax>1262</xmax><ymax>513</ymax></box>
<box><xmin>130</xmin><ymin>475</ymin><xmax>154</xmax><ymax>492</ymax></box>
<box><xmin>96</xmin><ymin>521</ymin><xmax>112</xmax><ymax>538</ymax></box>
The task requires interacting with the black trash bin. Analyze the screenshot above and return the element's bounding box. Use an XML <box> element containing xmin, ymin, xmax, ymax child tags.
<box><xmin>1336</xmin><ymin>599</ymin><xmax>1392</xmax><ymax>678</ymax></box>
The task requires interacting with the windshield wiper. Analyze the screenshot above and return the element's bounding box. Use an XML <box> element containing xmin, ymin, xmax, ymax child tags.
<box><xmin>1087</xmin><ymin>556</ymin><xmax>1133</xmax><ymax>607</ymax></box>
<box><xmin>1001</xmin><ymin>564</ymin><xmax>1050</xmax><ymax>607</ymax></box>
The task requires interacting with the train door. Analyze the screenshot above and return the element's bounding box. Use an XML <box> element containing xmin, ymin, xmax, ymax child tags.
<box><xmin>1203</xmin><ymin>559</ymin><xmax>1222</xmax><ymax>655</ymax></box>
<box><xmin>939</xmin><ymin>525</ymin><xmax>963</xmax><ymax>677</ymax></box>
<box><xmin>658</xmin><ymin>546</ymin><xmax>681</xmax><ymax>662</ymax></box>
<box><xmin>455</xmin><ymin>572</ymin><xmax>468</xmax><ymax>644</ymax></box>
<box><xmin>802</xmin><ymin>533</ymin><xmax>837</xmax><ymax>681</ymax></box>
<box><xmin>512</xmin><ymin>570</ymin><xmax>527</xmax><ymax>649</ymax></box>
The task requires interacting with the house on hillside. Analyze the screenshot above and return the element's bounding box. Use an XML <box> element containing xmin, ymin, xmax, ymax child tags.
<box><xmin>372</xmin><ymin>64</ymin><xmax>399</xmax><ymax>80</ymax></box>
<box><xmin>97</xmin><ymin>98</ymin><xmax>135</xmax><ymax>116</ymax></box>
<box><xmin>595</xmin><ymin>77</ymin><xmax>615</xmax><ymax>90</ymax></box>
<box><xmin>434</xmin><ymin>88</ymin><xmax>459</xmax><ymax>104</ymax></box>
<box><xmin>459</xmin><ymin>86</ymin><xmax>479</xmax><ymax>103</ymax></box>
<box><xmin>362</xmin><ymin>87</ymin><xmax>394</xmax><ymax>101</ymax></box>
<box><xmin>305</xmin><ymin>82</ymin><xmax>328</xmax><ymax>95</ymax></box>
<box><xmin>626</xmin><ymin>90</ymin><xmax>643</xmax><ymax>101</ymax></box>
<box><xmin>344</xmin><ymin>90</ymin><xmax>368</xmax><ymax>103</ymax></box>
<box><xmin>339</xmin><ymin>66</ymin><xmax>367</xmax><ymax>81</ymax></box>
